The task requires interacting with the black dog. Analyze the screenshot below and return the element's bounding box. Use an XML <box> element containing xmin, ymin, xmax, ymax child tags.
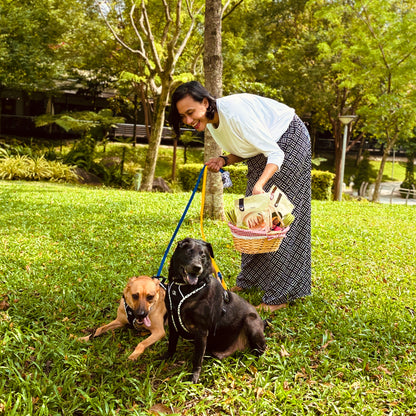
<box><xmin>165</xmin><ymin>238</ymin><xmax>267</xmax><ymax>383</ymax></box>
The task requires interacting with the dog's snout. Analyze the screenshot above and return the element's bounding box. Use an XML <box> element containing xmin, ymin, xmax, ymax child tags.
<box><xmin>133</xmin><ymin>305</ymin><xmax>148</xmax><ymax>319</ymax></box>
<box><xmin>189</xmin><ymin>264</ymin><xmax>202</xmax><ymax>274</ymax></box>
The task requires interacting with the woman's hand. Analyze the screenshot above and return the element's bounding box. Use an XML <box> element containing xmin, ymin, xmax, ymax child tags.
<box><xmin>252</xmin><ymin>183</ymin><xmax>265</xmax><ymax>195</ymax></box>
<box><xmin>205</xmin><ymin>157</ymin><xmax>225</xmax><ymax>172</ymax></box>
<box><xmin>251</xmin><ymin>163</ymin><xmax>279</xmax><ymax>195</ymax></box>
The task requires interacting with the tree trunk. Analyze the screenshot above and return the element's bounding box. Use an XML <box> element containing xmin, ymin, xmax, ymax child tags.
<box><xmin>140</xmin><ymin>80</ymin><xmax>171</xmax><ymax>191</ymax></box>
<box><xmin>204</xmin><ymin>0</ymin><xmax>224</xmax><ymax>220</ymax></box>
<box><xmin>371</xmin><ymin>135</ymin><xmax>396</xmax><ymax>202</ymax></box>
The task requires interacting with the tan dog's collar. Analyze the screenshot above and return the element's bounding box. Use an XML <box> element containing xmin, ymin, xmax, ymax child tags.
<box><xmin>123</xmin><ymin>295</ymin><xmax>144</xmax><ymax>330</ymax></box>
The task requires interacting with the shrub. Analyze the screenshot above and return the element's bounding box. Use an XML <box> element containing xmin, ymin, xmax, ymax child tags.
<box><xmin>177</xmin><ymin>163</ymin><xmax>204</xmax><ymax>191</ymax></box>
<box><xmin>0</xmin><ymin>155</ymin><xmax>78</xmax><ymax>182</ymax></box>
<box><xmin>177</xmin><ymin>163</ymin><xmax>248</xmax><ymax>194</ymax></box>
<box><xmin>178</xmin><ymin>164</ymin><xmax>334</xmax><ymax>201</ymax></box>
<box><xmin>311</xmin><ymin>169</ymin><xmax>334</xmax><ymax>200</ymax></box>
<box><xmin>400</xmin><ymin>154</ymin><xmax>415</xmax><ymax>199</ymax></box>
<box><xmin>354</xmin><ymin>151</ymin><xmax>372</xmax><ymax>192</ymax></box>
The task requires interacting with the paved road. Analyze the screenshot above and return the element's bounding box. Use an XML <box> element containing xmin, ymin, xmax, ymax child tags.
<box><xmin>347</xmin><ymin>182</ymin><xmax>416</xmax><ymax>206</ymax></box>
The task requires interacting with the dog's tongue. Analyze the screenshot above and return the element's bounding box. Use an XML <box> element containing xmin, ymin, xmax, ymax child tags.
<box><xmin>144</xmin><ymin>316</ymin><xmax>151</xmax><ymax>327</ymax></box>
<box><xmin>186</xmin><ymin>275</ymin><xmax>198</xmax><ymax>285</ymax></box>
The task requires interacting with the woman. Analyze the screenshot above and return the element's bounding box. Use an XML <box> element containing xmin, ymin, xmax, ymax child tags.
<box><xmin>168</xmin><ymin>81</ymin><xmax>311</xmax><ymax>312</ymax></box>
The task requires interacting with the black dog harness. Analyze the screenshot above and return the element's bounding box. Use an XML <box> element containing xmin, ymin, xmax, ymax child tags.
<box><xmin>167</xmin><ymin>282</ymin><xmax>207</xmax><ymax>334</ymax></box>
<box><xmin>122</xmin><ymin>295</ymin><xmax>144</xmax><ymax>330</ymax></box>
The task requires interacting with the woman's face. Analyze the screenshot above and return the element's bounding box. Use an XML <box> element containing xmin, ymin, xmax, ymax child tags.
<box><xmin>176</xmin><ymin>95</ymin><xmax>210</xmax><ymax>131</ymax></box>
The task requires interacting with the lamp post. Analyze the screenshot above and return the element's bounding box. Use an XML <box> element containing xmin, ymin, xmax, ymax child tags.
<box><xmin>337</xmin><ymin>115</ymin><xmax>357</xmax><ymax>201</ymax></box>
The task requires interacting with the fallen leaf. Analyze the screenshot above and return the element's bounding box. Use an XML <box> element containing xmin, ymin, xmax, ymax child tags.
<box><xmin>0</xmin><ymin>300</ymin><xmax>9</xmax><ymax>311</ymax></box>
<box><xmin>377</xmin><ymin>365</ymin><xmax>392</xmax><ymax>375</ymax></box>
<box><xmin>280</xmin><ymin>345</ymin><xmax>290</xmax><ymax>357</ymax></box>
<box><xmin>149</xmin><ymin>403</ymin><xmax>173</xmax><ymax>415</ymax></box>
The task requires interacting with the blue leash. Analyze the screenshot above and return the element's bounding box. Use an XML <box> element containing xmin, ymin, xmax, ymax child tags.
<box><xmin>155</xmin><ymin>166</ymin><xmax>231</xmax><ymax>279</ymax></box>
<box><xmin>156</xmin><ymin>165</ymin><xmax>207</xmax><ymax>277</ymax></box>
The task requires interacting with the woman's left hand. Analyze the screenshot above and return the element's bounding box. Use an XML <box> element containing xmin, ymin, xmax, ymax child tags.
<box><xmin>252</xmin><ymin>183</ymin><xmax>265</xmax><ymax>195</ymax></box>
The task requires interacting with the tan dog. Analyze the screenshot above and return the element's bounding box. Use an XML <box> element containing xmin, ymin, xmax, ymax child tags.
<box><xmin>79</xmin><ymin>276</ymin><xmax>166</xmax><ymax>360</ymax></box>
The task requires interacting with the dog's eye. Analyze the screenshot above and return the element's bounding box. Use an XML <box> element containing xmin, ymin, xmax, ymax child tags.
<box><xmin>199</xmin><ymin>251</ymin><xmax>206</xmax><ymax>258</ymax></box>
<box><xmin>132</xmin><ymin>294</ymin><xmax>139</xmax><ymax>300</ymax></box>
<box><xmin>147</xmin><ymin>295</ymin><xmax>154</xmax><ymax>302</ymax></box>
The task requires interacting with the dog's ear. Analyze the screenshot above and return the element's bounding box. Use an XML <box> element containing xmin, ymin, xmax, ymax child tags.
<box><xmin>178</xmin><ymin>238</ymin><xmax>191</xmax><ymax>249</ymax></box>
<box><xmin>203</xmin><ymin>241</ymin><xmax>214</xmax><ymax>259</ymax></box>
<box><xmin>151</xmin><ymin>277</ymin><xmax>161</xmax><ymax>288</ymax></box>
<box><xmin>124</xmin><ymin>278</ymin><xmax>134</xmax><ymax>297</ymax></box>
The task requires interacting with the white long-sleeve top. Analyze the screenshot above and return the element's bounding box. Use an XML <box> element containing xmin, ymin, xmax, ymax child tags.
<box><xmin>206</xmin><ymin>93</ymin><xmax>295</xmax><ymax>169</ymax></box>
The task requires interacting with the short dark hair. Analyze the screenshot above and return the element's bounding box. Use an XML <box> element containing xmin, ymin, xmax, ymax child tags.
<box><xmin>168</xmin><ymin>81</ymin><xmax>217</xmax><ymax>137</ymax></box>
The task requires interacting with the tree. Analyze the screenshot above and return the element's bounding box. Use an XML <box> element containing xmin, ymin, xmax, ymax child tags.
<box><xmin>331</xmin><ymin>0</ymin><xmax>416</xmax><ymax>201</ymax></box>
<box><xmin>0</xmin><ymin>0</ymin><xmax>119</xmax><ymax>132</ymax></box>
<box><xmin>203</xmin><ymin>0</ymin><xmax>225</xmax><ymax>219</ymax></box>
<box><xmin>98</xmin><ymin>0</ymin><xmax>203</xmax><ymax>191</ymax></box>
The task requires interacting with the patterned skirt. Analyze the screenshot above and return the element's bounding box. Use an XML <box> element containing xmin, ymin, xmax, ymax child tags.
<box><xmin>236</xmin><ymin>114</ymin><xmax>311</xmax><ymax>305</ymax></box>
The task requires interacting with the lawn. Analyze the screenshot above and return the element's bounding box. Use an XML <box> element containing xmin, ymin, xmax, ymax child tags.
<box><xmin>1</xmin><ymin>180</ymin><xmax>415</xmax><ymax>415</ymax></box>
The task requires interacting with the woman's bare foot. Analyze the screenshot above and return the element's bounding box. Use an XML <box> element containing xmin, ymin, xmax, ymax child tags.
<box><xmin>256</xmin><ymin>303</ymin><xmax>288</xmax><ymax>312</ymax></box>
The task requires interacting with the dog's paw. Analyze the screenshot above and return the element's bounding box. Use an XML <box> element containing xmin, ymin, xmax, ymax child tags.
<box><xmin>191</xmin><ymin>369</ymin><xmax>202</xmax><ymax>384</ymax></box>
<box><xmin>160</xmin><ymin>351</ymin><xmax>174</xmax><ymax>361</ymax></box>
<box><xmin>128</xmin><ymin>351</ymin><xmax>142</xmax><ymax>361</ymax></box>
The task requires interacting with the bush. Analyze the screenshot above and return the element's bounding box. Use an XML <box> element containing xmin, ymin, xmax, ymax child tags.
<box><xmin>0</xmin><ymin>155</ymin><xmax>78</xmax><ymax>182</ymax></box>
<box><xmin>177</xmin><ymin>163</ymin><xmax>248</xmax><ymax>194</ymax></box>
<box><xmin>178</xmin><ymin>164</ymin><xmax>334</xmax><ymax>201</ymax></box>
<box><xmin>177</xmin><ymin>163</ymin><xmax>204</xmax><ymax>191</ymax></box>
<box><xmin>311</xmin><ymin>169</ymin><xmax>334</xmax><ymax>200</ymax></box>
<box><xmin>400</xmin><ymin>155</ymin><xmax>415</xmax><ymax>199</ymax></box>
<box><xmin>354</xmin><ymin>151</ymin><xmax>373</xmax><ymax>192</ymax></box>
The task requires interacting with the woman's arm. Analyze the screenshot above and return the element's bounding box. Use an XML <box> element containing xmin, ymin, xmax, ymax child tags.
<box><xmin>252</xmin><ymin>163</ymin><xmax>279</xmax><ymax>194</ymax></box>
<box><xmin>205</xmin><ymin>154</ymin><xmax>245</xmax><ymax>172</ymax></box>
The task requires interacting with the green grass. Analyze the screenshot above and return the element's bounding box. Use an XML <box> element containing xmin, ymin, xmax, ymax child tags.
<box><xmin>1</xmin><ymin>181</ymin><xmax>415</xmax><ymax>415</ymax></box>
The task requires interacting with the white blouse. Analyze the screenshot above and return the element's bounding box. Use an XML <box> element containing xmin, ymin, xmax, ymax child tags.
<box><xmin>206</xmin><ymin>93</ymin><xmax>295</xmax><ymax>169</ymax></box>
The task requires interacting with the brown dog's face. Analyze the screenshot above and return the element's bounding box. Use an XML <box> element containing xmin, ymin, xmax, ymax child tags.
<box><xmin>123</xmin><ymin>276</ymin><xmax>160</xmax><ymax>326</ymax></box>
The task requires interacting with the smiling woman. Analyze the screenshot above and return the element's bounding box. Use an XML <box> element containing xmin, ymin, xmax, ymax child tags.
<box><xmin>168</xmin><ymin>81</ymin><xmax>312</xmax><ymax>313</ymax></box>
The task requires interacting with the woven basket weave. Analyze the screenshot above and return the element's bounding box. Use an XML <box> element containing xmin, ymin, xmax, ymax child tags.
<box><xmin>228</xmin><ymin>223</ymin><xmax>289</xmax><ymax>254</ymax></box>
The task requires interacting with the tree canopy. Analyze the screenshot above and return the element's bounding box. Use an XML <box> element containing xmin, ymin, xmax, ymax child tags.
<box><xmin>2</xmin><ymin>0</ymin><xmax>416</xmax><ymax>199</ymax></box>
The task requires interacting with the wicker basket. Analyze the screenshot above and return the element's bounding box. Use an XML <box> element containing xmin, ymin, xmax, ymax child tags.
<box><xmin>228</xmin><ymin>223</ymin><xmax>289</xmax><ymax>254</ymax></box>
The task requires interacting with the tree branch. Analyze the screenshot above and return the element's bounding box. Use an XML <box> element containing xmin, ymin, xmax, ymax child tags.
<box><xmin>222</xmin><ymin>0</ymin><xmax>243</xmax><ymax>20</ymax></box>
<box><xmin>139</xmin><ymin>0</ymin><xmax>163</xmax><ymax>74</ymax></box>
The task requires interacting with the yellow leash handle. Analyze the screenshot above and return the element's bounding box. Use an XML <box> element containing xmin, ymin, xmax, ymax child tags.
<box><xmin>200</xmin><ymin>167</ymin><xmax>227</xmax><ymax>289</ymax></box>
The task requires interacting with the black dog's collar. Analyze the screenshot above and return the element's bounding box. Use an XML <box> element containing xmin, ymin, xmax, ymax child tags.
<box><xmin>167</xmin><ymin>282</ymin><xmax>207</xmax><ymax>334</ymax></box>
<box><xmin>152</xmin><ymin>275</ymin><xmax>167</xmax><ymax>291</ymax></box>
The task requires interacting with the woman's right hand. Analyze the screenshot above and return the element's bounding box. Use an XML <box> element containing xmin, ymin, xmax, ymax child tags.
<box><xmin>205</xmin><ymin>157</ymin><xmax>225</xmax><ymax>172</ymax></box>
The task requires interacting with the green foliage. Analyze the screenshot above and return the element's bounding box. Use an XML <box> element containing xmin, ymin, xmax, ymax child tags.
<box><xmin>400</xmin><ymin>152</ymin><xmax>415</xmax><ymax>199</ymax></box>
<box><xmin>177</xmin><ymin>163</ymin><xmax>248</xmax><ymax>195</ymax></box>
<box><xmin>63</xmin><ymin>135</ymin><xmax>97</xmax><ymax>170</ymax></box>
<box><xmin>353</xmin><ymin>151</ymin><xmax>374</xmax><ymax>191</ymax></box>
<box><xmin>0</xmin><ymin>155</ymin><xmax>78</xmax><ymax>182</ymax></box>
<box><xmin>224</xmin><ymin>165</ymin><xmax>248</xmax><ymax>195</ymax></box>
<box><xmin>177</xmin><ymin>163</ymin><xmax>204</xmax><ymax>191</ymax></box>
<box><xmin>35</xmin><ymin>109</ymin><xmax>124</xmax><ymax>141</ymax></box>
<box><xmin>1</xmin><ymin>181</ymin><xmax>416</xmax><ymax>415</ymax></box>
<box><xmin>311</xmin><ymin>169</ymin><xmax>335</xmax><ymax>200</ymax></box>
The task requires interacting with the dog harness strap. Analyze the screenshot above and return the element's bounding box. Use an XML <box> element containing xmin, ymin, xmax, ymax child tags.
<box><xmin>151</xmin><ymin>275</ymin><xmax>167</xmax><ymax>291</ymax></box>
<box><xmin>123</xmin><ymin>295</ymin><xmax>139</xmax><ymax>329</ymax></box>
<box><xmin>168</xmin><ymin>282</ymin><xmax>207</xmax><ymax>334</ymax></box>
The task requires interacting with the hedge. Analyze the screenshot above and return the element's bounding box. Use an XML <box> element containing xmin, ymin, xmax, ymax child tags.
<box><xmin>178</xmin><ymin>164</ymin><xmax>335</xmax><ymax>201</ymax></box>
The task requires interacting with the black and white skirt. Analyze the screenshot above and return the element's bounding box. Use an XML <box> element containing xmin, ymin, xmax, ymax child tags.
<box><xmin>236</xmin><ymin>114</ymin><xmax>312</xmax><ymax>305</ymax></box>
